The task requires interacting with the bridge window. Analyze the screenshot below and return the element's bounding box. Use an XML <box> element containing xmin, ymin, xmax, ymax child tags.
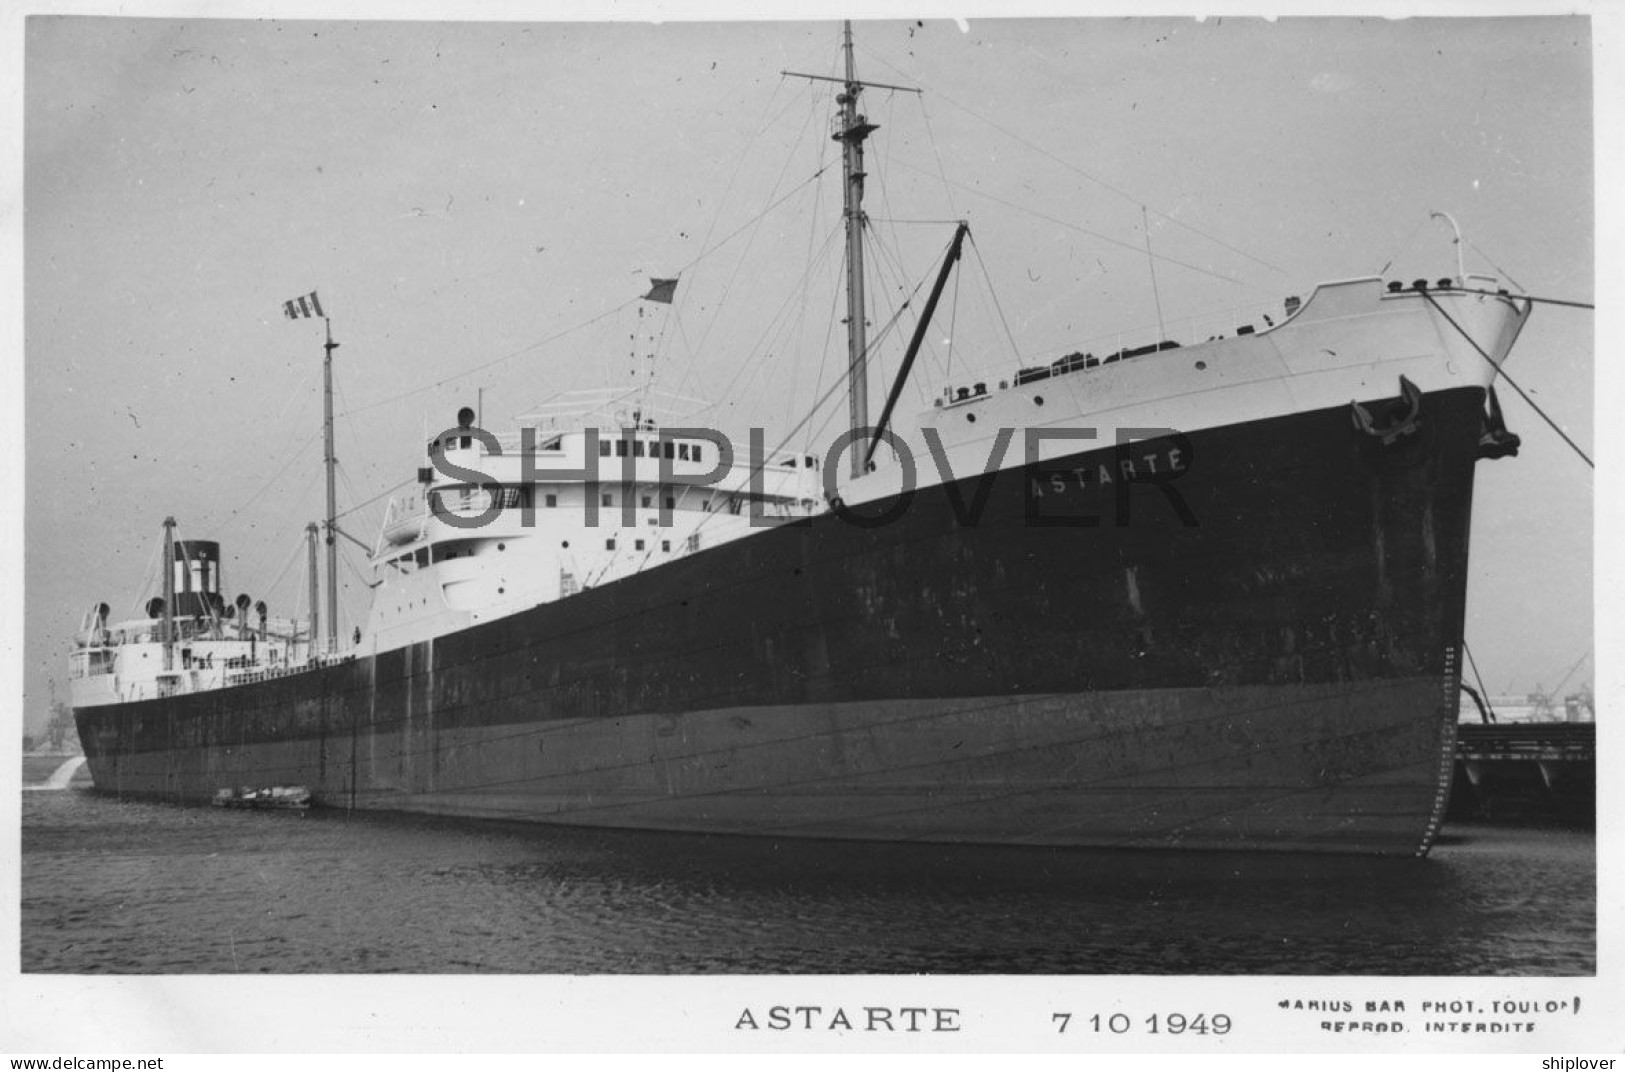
<box><xmin>615</xmin><ymin>440</ymin><xmax>627</xmax><ymax>457</ymax></box>
<box><xmin>544</xmin><ymin>493</ymin><xmax>557</xmax><ymax>508</ymax></box>
<box><xmin>605</xmin><ymin>538</ymin><xmax>617</xmax><ymax>551</ymax></box>
<box><xmin>634</xmin><ymin>440</ymin><xmax>646</xmax><ymax>458</ymax></box>
<box><xmin>679</xmin><ymin>444</ymin><xmax>690</xmax><ymax>461</ymax></box>
<box><xmin>635</xmin><ymin>539</ymin><xmax>645</xmax><ymax>551</ymax></box>
<box><xmin>599</xmin><ymin>440</ymin><xmax>611</xmax><ymax>457</ymax></box>
<box><xmin>602</xmin><ymin>492</ymin><xmax>613</xmax><ymax>507</ymax></box>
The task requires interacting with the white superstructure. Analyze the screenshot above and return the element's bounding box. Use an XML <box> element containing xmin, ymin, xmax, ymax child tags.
<box><xmin>364</xmin><ymin>392</ymin><xmax>826</xmax><ymax>651</ymax></box>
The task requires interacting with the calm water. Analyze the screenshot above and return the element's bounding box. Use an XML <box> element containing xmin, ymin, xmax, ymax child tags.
<box><xmin>20</xmin><ymin>788</ymin><xmax>1594</xmax><ymax>975</ymax></box>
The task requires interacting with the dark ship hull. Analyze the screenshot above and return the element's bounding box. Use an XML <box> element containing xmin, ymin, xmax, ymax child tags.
<box><xmin>75</xmin><ymin>384</ymin><xmax>1488</xmax><ymax>855</ymax></box>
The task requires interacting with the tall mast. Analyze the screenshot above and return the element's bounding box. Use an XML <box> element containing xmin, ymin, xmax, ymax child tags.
<box><xmin>306</xmin><ymin>521</ymin><xmax>320</xmax><ymax>660</ymax></box>
<box><xmin>322</xmin><ymin>319</ymin><xmax>339</xmax><ymax>653</ymax></box>
<box><xmin>161</xmin><ymin>517</ymin><xmax>176</xmax><ymax>672</ymax></box>
<box><xmin>836</xmin><ymin>20</ymin><xmax>877</xmax><ymax>480</ymax></box>
<box><xmin>782</xmin><ymin>24</ymin><xmax>918</xmax><ymax>478</ymax></box>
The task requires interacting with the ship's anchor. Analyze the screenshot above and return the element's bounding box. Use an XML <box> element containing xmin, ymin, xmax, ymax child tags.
<box><xmin>1476</xmin><ymin>385</ymin><xmax>1521</xmax><ymax>460</ymax></box>
<box><xmin>1350</xmin><ymin>375</ymin><xmax>1423</xmax><ymax>445</ymax></box>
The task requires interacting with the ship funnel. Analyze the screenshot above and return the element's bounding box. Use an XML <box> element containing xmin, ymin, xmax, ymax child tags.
<box><xmin>169</xmin><ymin>540</ymin><xmax>222</xmax><ymax>618</ymax></box>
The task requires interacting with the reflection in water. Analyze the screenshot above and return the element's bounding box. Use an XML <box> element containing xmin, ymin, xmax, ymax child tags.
<box><xmin>21</xmin><ymin>792</ymin><xmax>1593</xmax><ymax>975</ymax></box>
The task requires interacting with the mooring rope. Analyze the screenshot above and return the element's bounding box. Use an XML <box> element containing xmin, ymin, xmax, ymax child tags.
<box><xmin>1463</xmin><ymin>639</ymin><xmax>1498</xmax><ymax>724</ymax></box>
<box><xmin>1419</xmin><ymin>291</ymin><xmax>1593</xmax><ymax>470</ymax></box>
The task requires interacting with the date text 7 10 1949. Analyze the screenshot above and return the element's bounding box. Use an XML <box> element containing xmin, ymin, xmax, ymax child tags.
<box><xmin>1053</xmin><ymin>1013</ymin><xmax>1232</xmax><ymax>1035</ymax></box>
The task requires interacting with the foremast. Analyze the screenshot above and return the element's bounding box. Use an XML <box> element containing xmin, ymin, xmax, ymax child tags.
<box><xmin>786</xmin><ymin>22</ymin><xmax>920</xmax><ymax>480</ymax></box>
<box><xmin>835</xmin><ymin>22</ymin><xmax>876</xmax><ymax>479</ymax></box>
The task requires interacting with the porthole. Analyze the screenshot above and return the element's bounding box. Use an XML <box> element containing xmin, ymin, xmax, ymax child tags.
<box><xmin>966</xmin><ymin>412</ymin><xmax>977</xmax><ymax>423</ymax></box>
<box><xmin>497</xmin><ymin>542</ymin><xmax>506</xmax><ymax>551</ymax></box>
<box><xmin>1034</xmin><ymin>396</ymin><xmax>1045</xmax><ymax>406</ymax></box>
<box><xmin>1195</xmin><ymin>361</ymin><xmax>1207</xmax><ymax>370</ymax></box>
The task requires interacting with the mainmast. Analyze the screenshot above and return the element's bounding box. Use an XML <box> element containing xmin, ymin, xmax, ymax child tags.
<box><xmin>322</xmin><ymin>319</ymin><xmax>339</xmax><ymax>653</ymax></box>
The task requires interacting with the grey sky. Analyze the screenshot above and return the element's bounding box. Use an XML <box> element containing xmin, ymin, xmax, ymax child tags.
<box><xmin>20</xmin><ymin>13</ymin><xmax>1595</xmax><ymax>736</ymax></box>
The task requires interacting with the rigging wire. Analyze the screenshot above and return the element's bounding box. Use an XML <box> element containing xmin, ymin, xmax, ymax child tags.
<box><xmin>862</xmin><ymin>213</ymin><xmax>959</xmax><ymax>405</ymax></box>
<box><xmin>690</xmin><ymin>75</ymin><xmax>795</xmax><ymax>269</ymax></box>
<box><xmin>676</xmin><ymin>265</ymin><xmax>937</xmax><ymax>552</ymax></box>
<box><xmin>965</xmin><ymin>232</ymin><xmax>1024</xmax><ymax>369</ymax></box>
<box><xmin>886</xmin><ymin>156</ymin><xmax>1243</xmax><ymax>286</ymax></box>
<box><xmin>796</xmin><ymin>268</ymin><xmax>937</xmax><ymax>474</ymax></box>
<box><xmin>695</xmin><ymin>219</ymin><xmax>846</xmax><ymax>435</ymax></box>
<box><xmin>1142</xmin><ymin>205</ymin><xmax>1167</xmax><ymax>341</ymax></box>
<box><xmin>666</xmin><ymin>309</ymin><xmax>715</xmax><ymax>409</ymax></box>
<box><xmin>333</xmin><ymin>374</ymin><xmax>386</xmax><ymax>496</ymax></box>
<box><xmin>1466</xmin><ymin>238</ymin><xmax>1527</xmax><ymax>293</ymax></box>
<box><xmin>800</xmin><ymin>245</ymin><xmax>850</xmax><ymax>456</ymax></box>
<box><xmin>334</xmin><ymin>461</ymin><xmax>382</xmax><ymax>544</ymax></box>
<box><xmin>856</xmin><ymin>41</ymin><xmax>1287</xmax><ymax>278</ymax></box>
<box><xmin>661</xmin><ymin>162</ymin><xmax>832</xmax><ymax>406</ymax></box>
<box><xmin>1419</xmin><ymin>291</ymin><xmax>1593</xmax><ymax>470</ymax></box>
<box><xmin>653</xmin><ymin>71</ymin><xmax>810</xmax><ymax>402</ymax></box>
<box><xmin>672</xmin><ymin>165</ymin><xmax>836</xmax><ymax>284</ymax></box>
<box><xmin>869</xmin><ymin>89</ymin><xmax>922</xmax><ymax>339</ymax></box>
<box><xmin>256</xmin><ymin>532</ymin><xmax>311</xmax><ymax>620</ymax></box>
<box><xmin>339</xmin><ymin>298</ymin><xmax>640</xmax><ymax>420</ymax></box>
<box><xmin>1546</xmin><ymin>650</ymin><xmax>1592</xmax><ymax>698</ymax></box>
<box><xmin>781</xmin><ymin>137</ymin><xmax>835</xmax><ymax>432</ymax></box>
<box><xmin>207</xmin><ymin>432</ymin><xmax>322</xmax><ymax>539</ymax></box>
<box><xmin>128</xmin><ymin>534</ymin><xmax>165</xmax><ymax>617</ymax></box>
<box><xmin>670</xmin><ymin>161</ymin><xmax>832</xmax><ymax>394</ymax></box>
<box><xmin>1457</xmin><ymin>290</ymin><xmax>1594</xmax><ymax>311</ymax></box>
<box><xmin>186</xmin><ymin>368</ymin><xmax>321</xmax><ymax>540</ymax></box>
<box><xmin>915</xmin><ymin>87</ymin><xmax>959</xmax><ymax>220</ymax></box>
<box><xmin>670</xmin><ymin>90</ymin><xmax>833</xmax><ymax>409</ymax></box>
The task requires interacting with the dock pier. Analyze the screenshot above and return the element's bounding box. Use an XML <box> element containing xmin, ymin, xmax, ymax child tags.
<box><xmin>1448</xmin><ymin>722</ymin><xmax>1594</xmax><ymax>824</ymax></box>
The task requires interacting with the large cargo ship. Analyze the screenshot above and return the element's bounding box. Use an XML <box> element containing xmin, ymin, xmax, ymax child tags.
<box><xmin>69</xmin><ymin>24</ymin><xmax>1532</xmax><ymax>855</ymax></box>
